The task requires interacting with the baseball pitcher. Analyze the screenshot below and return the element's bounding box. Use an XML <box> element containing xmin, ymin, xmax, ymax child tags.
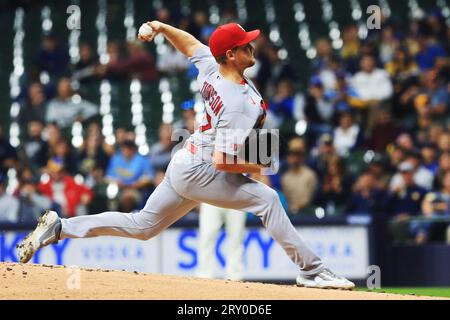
<box><xmin>17</xmin><ymin>21</ymin><xmax>354</xmax><ymax>289</ymax></box>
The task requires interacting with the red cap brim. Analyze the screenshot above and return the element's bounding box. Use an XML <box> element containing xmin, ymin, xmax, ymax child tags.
<box><xmin>236</xmin><ymin>29</ymin><xmax>260</xmax><ymax>47</ymax></box>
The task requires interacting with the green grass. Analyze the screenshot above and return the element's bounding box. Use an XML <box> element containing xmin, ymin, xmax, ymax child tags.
<box><xmin>358</xmin><ymin>287</ymin><xmax>450</xmax><ymax>298</ymax></box>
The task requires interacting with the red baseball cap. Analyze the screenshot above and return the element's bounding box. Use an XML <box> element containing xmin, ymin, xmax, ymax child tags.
<box><xmin>209</xmin><ymin>23</ymin><xmax>260</xmax><ymax>57</ymax></box>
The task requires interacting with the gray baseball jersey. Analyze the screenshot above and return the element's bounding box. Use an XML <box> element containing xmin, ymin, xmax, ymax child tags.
<box><xmin>59</xmin><ymin>46</ymin><xmax>324</xmax><ymax>276</ymax></box>
<box><xmin>187</xmin><ymin>46</ymin><xmax>267</xmax><ymax>160</ymax></box>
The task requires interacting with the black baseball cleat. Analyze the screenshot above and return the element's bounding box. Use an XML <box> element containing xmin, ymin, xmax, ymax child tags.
<box><xmin>16</xmin><ymin>210</ymin><xmax>61</xmax><ymax>263</ymax></box>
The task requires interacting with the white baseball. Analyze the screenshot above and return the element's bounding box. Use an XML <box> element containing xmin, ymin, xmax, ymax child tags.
<box><xmin>138</xmin><ymin>23</ymin><xmax>153</xmax><ymax>38</ymax></box>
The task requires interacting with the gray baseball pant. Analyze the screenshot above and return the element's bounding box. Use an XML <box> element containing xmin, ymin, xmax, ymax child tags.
<box><xmin>60</xmin><ymin>148</ymin><xmax>324</xmax><ymax>275</ymax></box>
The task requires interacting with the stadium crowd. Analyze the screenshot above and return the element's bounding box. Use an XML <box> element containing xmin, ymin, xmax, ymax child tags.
<box><xmin>0</xmin><ymin>6</ymin><xmax>449</xmax><ymax>245</ymax></box>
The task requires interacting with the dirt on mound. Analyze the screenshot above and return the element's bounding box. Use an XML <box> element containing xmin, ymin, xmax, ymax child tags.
<box><xmin>0</xmin><ymin>262</ymin><xmax>442</xmax><ymax>300</ymax></box>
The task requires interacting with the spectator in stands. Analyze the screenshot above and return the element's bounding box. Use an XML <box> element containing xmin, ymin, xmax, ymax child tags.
<box><xmin>398</xmin><ymin>76</ymin><xmax>422</xmax><ymax>117</ymax></box>
<box><xmin>0</xmin><ymin>173</ymin><xmax>19</xmax><ymax>223</ymax></box>
<box><xmin>173</xmin><ymin>99</ymin><xmax>197</xmax><ymax>134</ymax></box>
<box><xmin>315</xmin><ymin>156</ymin><xmax>351</xmax><ymax>215</ymax></box>
<box><xmin>18</xmin><ymin>82</ymin><xmax>47</xmax><ymax>127</ymax></box>
<box><xmin>45</xmin><ymin>77</ymin><xmax>99</xmax><ymax>129</ymax></box>
<box><xmin>110</xmin><ymin>127</ymin><xmax>136</xmax><ymax>157</ymax></box>
<box><xmin>378</xmin><ymin>25</ymin><xmax>398</xmax><ymax>64</ymax></box>
<box><xmin>420</xmin><ymin>70</ymin><xmax>449</xmax><ymax>116</ymax></box>
<box><xmin>102</xmin><ymin>41</ymin><xmax>122</xmax><ymax>82</ymax></box>
<box><xmin>149</xmin><ymin>123</ymin><xmax>175</xmax><ymax>186</ymax></box>
<box><xmin>156</xmin><ymin>44</ymin><xmax>189</xmax><ymax>75</ymax></box>
<box><xmin>333</xmin><ymin>111</ymin><xmax>363</xmax><ymax>158</ymax></box>
<box><xmin>308</xmin><ymin>133</ymin><xmax>337</xmax><ymax>179</ymax></box>
<box><xmin>312</xmin><ymin>38</ymin><xmax>333</xmax><ymax>73</ymax></box>
<box><xmin>155</xmin><ymin>7</ymin><xmax>172</xmax><ymax>24</ymax></box>
<box><xmin>366</xmin><ymin>157</ymin><xmax>391</xmax><ymax>190</ymax></box>
<box><xmin>192</xmin><ymin>11</ymin><xmax>215</xmax><ymax>44</ymax></box>
<box><xmin>38</xmin><ymin>157</ymin><xmax>93</xmax><ymax>218</ymax></box>
<box><xmin>0</xmin><ymin>125</ymin><xmax>17</xmax><ymax>176</ymax></box>
<box><xmin>302</xmin><ymin>76</ymin><xmax>334</xmax><ymax>143</ymax></box>
<box><xmin>385</xmin><ymin>47</ymin><xmax>419</xmax><ymax>85</ymax></box>
<box><xmin>219</xmin><ymin>8</ymin><xmax>238</xmax><ymax>25</ymax></box>
<box><xmin>390</xmin><ymin>151</ymin><xmax>434</xmax><ymax>191</ymax></box>
<box><xmin>360</xmin><ymin>39</ymin><xmax>379</xmax><ymax>59</ymax></box>
<box><xmin>105</xmin><ymin>41</ymin><xmax>158</xmax><ymax>82</ymax></box>
<box><xmin>86</xmin><ymin>165</ymin><xmax>109</xmax><ymax>214</ymax></box>
<box><xmin>18</xmin><ymin>120</ymin><xmax>49</xmax><ymax>172</ymax></box>
<box><xmin>387</xmin><ymin>144</ymin><xmax>407</xmax><ymax>174</ymax></box>
<box><xmin>347</xmin><ymin>172</ymin><xmax>386</xmax><ymax>216</ymax></box>
<box><xmin>385</xmin><ymin>47</ymin><xmax>420</xmax><ymax>118</ymax></box>
<box><xmin>368</xmin><ymin>108</ymin><xmax>400</xmax><ymax>152</ymax></box>
<box><xmin>281</xmin><ymin>137</ymin><xmax>317</xmax><ymax>214</ymax></box>
<box><xmin>434</xmin><ymin>152</ymin><xmax>450</xmax><ymax>189</ymax></box>
<box><xmin>421</xmin><ymin>143</ymin><xmax>439</xmax><ymax>175</ymax></box>
<box><xmin>437</xmin><ymin>131</ymin><xmax>450</xmax><ymax>153</ymax></box>
<box><xmin>414</xmin><ymin>94</ymin><xmax>432</xmax><ymax>122</ymax></box>
<box><xmin>425</xmin><ymin>10</ymin><xmax>447</xmax><ymax>40</ymax></box>
<box><xmin>350</xmin><ymin>54</ymin><xmax>393</xmax><ymax>132</ymax></box>
<box><xmin>340</xmin><ymin>25</ymin><xmax>361</xmax><ymax>74</ymax></box>
<box><xmin>84</xmin><ymin>121</ymin><xmax>115</xmax><ymax>156</ymax></box>
<box><xmin>77</xmin><ymin>133</ymin><xmax>110</xmax><ymax>177</ymax></box>
<box><xmin>395</xmin><ymin>133</ymin><xmax>415</xmax><ymax>152</ymax></box>
<box><xmin>113</xmin><ymin>127</ymin><xmax>128</xmax><ymax>153</ymax></box>
<box><xmin>418</xmin><ymin>171</ymin><xmax>450</xmax><ymax>243</ymax></box>
<box><xmin>178</xmin><ymin>15</ymin><xmax>195</xmax><ymax>35</ymax></box>
<box><xmin>414</xmin><ymin>113</ymin><xmax>433</xmax><ymax>145</ymax></box>
<box><xmin>33</xmin><ymin>33</ymin><xmax>70</xmax><ymax>79</ymax></box>
<box><xmin>109</xmin><ymin>135</ymin><xmax>150</xmax><ymax>211</ymax></box>
<box><xmin>388</xmin><ymin>161</ymin><xmax>427</xmax><ymax>221</ymax></box>
<box><xmin>51</xmin><ymin>139</ymin><xmax>78</xmax><ymax>175</ymax></box>
<box><xmin>106</xmin><ymin>139</ymin><xmax>154</xmax><ymax>191</ymax></box>
<box><xmin>118</xmin><ymin>187</ymin><xmax>142</xmax><ymax>213</ymax></box>
<box><xmin>318</xmin><ymin>55</ymin><xmax>347</xmax><ymax>93</ymax></box>
<box><xmin>45</xmin><ymin>122</ymin><xmax>62</xmax><ymax>152</ymax></box>
<box><xmin>327</xmin><ymin>71</ymin><xmax>361</xmax><ymax>113</ymax></box>
<box><xmin>256</xmin><ymin>44</ymin><xmax>296</xmax><ymax>98</ymax></box>
<box><xmin>415</xmin><ymin>33</ymin><xmax>446</xmax><ymax>71</ymax></box>
<box><xmin>15</xmin><ymin>168</ymin><xmax>51</xmax><ymax>223</ymax></box>
<box><xmin>269</xmin><ymin>80</ymin><xmax>299</xmax><ymax>125</ymax></box>
<box><xmin>72</xmin><ymin>42</ymin><xmax>100</xmax><ymax>84</ymax></box>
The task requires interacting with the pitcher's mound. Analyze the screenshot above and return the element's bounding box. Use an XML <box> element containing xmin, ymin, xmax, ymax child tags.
<box><xmin>0</xmin><ymin>262</ymin><xmax>439</xmax><ymax>300</ymax></box>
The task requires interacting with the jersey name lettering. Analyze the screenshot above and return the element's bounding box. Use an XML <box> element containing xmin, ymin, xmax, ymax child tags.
<box><xmin>200</xmin><ymin>81</ymin><xmax>223</xmax><ymax>116</ymax></box>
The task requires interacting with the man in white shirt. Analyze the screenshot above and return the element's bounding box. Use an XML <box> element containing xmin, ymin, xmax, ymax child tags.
<box><xmin>333</xmin><ymin>111</ymin><xmax>362</xmax><ymax>158</ymax></box>
<box><xmin>350</xmin><ymin>54</ymin><xmax>393</xmax><ymax>132</ymax></box>
<box><xmin>45</xmin><ymin>77</ymin><xmax>98</xmax><ymax>129</ymax></box>
<box><xmin>390</xmin><ymin>152</ymin><xmax>434</xmax><ymax>191</ymax></box>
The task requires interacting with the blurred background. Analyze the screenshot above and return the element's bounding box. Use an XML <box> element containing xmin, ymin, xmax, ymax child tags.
<box><xmin>0</xmin><ymin>0</ymin><xmax>449</xmax><ymax>288</ymax></box>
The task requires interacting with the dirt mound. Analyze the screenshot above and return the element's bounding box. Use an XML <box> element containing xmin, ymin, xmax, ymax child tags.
<box><xmin>0</xmin><ymin>262</ymin><xmax>442</xmax><ymax>300</ymax></box>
